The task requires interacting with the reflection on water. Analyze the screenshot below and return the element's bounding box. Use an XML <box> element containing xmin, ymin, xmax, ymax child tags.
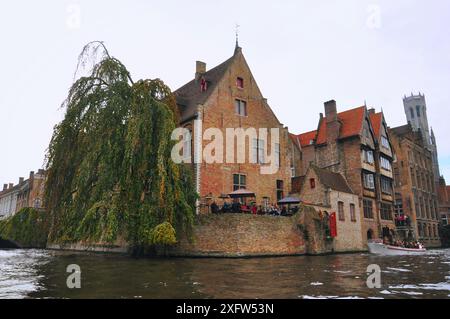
<box><xmin>0</xmin><ymin>249</ymin><xmax>449</xmax><ymax>299</ymax></box>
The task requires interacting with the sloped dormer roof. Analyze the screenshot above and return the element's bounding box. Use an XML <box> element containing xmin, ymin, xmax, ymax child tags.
<box><xmin>369</xmin><ymin>112</ymin><xmax>383</xmax><ymax>140</ymax></box>
<box><xmin>297</xmin><ymin>130</ymin><xmax>317</xmax><ymax>147</ymax></box>
<box><xmin>174</xmin><ymin>54</ymin><xmax>236</xmax><ymax>123</ymax></box>
<box><xmin>311</xmin><ymin>165</ymin><xmax>354</xmax><ymax>194</ymax></box>
<box><xmin>316</xmin><ymin>106</ymin><xmax>366</xmax><ymax>145</ymax></box>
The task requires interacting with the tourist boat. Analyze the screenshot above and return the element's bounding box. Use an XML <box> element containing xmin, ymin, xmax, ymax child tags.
<box><xmin>367</xmin><ymin>240</ymin><xmax>427</xmax><ymax>256</ymax></box>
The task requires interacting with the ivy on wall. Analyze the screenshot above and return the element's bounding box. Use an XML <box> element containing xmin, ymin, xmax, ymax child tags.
<box><xmin>0</xmin><ymin>208</ymin><xmax>49</xmax><ymax>248</ymax></box>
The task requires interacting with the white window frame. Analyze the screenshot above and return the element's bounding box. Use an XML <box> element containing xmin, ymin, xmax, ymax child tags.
<box><xmin>363</xmin><ymin>173</ymin><xmax>375</xmax><ymax>190</ymax></box>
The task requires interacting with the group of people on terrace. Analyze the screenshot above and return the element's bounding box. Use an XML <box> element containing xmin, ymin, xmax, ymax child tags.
<box><xmin>210</xmin><ymin>200</ymin><xmax>298</xmax><ymax>217</ymax></box>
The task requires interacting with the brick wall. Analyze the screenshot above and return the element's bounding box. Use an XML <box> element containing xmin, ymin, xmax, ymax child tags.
<box><xmin>194</xmin><ymin>50</ymin><xmax>292</xmax><ymax>211</ymax></box>
<box><xmin>171</xmin><ymin>214</ymin><xmax>306</xmax><ymax>257</ymax></box>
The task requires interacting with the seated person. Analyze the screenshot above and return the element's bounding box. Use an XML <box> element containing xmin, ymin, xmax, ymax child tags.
<box><xmin>211</xmin><ymin>201</ymin><xmax>219</xmax><ymax>214</ymax></box>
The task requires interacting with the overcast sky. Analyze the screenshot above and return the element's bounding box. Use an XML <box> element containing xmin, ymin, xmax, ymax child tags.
<box><xmin>1</xmin><ymin>0</ymin><xmax>450</xmax><ymax>185</ymax></box>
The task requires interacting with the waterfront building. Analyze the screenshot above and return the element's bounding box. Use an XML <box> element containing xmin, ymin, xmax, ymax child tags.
<box><xmin>437</xmin><ymin>177</ymin><xmax>450</xmax><ymax>227</ymax></box>
<box><xmin>297</xmin><ymin>165</ymin><xmax>364</xmax><ymax>252</ymax></box>
<box><xmin>174</xmin><ymin>45</ymin><xmax>295</xmax><ymax>213</ymax></box>
<box><xmin>389</xmin><ymin>124</ymin><xmax>441</xmax><ymax>247</ymax></box>
<box><xmin>294</xmin><ymin>101</ymin><xmax>396</xmax><ymax>245</ymax></box>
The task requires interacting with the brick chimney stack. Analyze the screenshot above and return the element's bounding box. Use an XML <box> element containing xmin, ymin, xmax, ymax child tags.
<box><xmin>8</xmin><ymin>183</ymin><xmax>13</xmax><ymax>189</ymax></box>
<box><xmin>195</xmin><ymin>61</ymin><xmax>206</xmax><ymax>81</ymax></box>
<box><xmin>2</xmin><ymin>184</ymin><xmax>7</xmax><ymax>191</ymax></box>
<box><xmin>324</xmin><ymin>100</ymin><xmax>341</xmax><ymax>143</ymax></box>
<box><xmin>368</xmin><ymin>108</ymin><xmax>376</xmax><ymax>115</ymax></box>
<box><xmin>19</xmin><ymin>177</ymin><xmax>24</xmax><ymax>184</ymax></box>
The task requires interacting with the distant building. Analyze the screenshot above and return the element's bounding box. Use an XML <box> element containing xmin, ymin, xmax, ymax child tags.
<box><xmin>438</xmin><ymin>177</ymin><xmax>450</xmax><ymax>227</ymax></box>
<box><xmin>298</xmin><ymin>165</ymin><xmax>364</xmax><ymax>252</ymax></box>
<box><xmin>390</xmin><ymin>124</ymin><xmax>441</xmax><ymax>247</ymax></box>
<box><xmin>0</xmin><ymin>182</ymin><xmax>20</xmax><ymax>220</ymax></box>
<box><xmin>0</xmin><ymin>169</ymin><xmax>46</xmax><ymax>220</ymax></box>
<box><xmin>403</xmin><ymin>93</ymin><xmax>440</xmax><ymax>183</ymax></box>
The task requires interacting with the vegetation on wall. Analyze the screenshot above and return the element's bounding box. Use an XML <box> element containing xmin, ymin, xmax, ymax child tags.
<box><xmin>44</xmin><ymin>41</ymin><xmax>196</xmax><ymax>254</ymax></box>
<box><xmin>0</xmin><ymin>208</ymin><xmax>49</xmax><ymax>248</ymax></box>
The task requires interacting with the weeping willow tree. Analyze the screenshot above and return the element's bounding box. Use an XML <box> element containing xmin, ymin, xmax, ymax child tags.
<box><xmin>44</xmin><ymin>42</ymin><xmax>196</xmax><ymax>254</ymax></box>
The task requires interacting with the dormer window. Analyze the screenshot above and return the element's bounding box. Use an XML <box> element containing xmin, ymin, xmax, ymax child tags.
<box><xmin>310</xmin><ymin>178</ymin><xmax>316</xmax><ymax>189</ymax></box>
<box><xmin>200</xmin><ymin>77</ymin><xmax>207</xmax><ymax>92</ymax></box>
<box><xmin>236</xmin><ymin>77</ymin><xmax>244</xmax><ymax>89</ymax></box>
<box><xmin>381</xmin><ymin>135</ymin><xmax>391</xmax><ymax>151</ymax></box>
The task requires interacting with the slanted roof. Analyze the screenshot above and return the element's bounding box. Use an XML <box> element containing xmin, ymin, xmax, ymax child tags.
<box><xmin>312</xmin><ymin>165</ymin><xmax>353</xmax><ymax>194</ymax></box>
<box><xmin>174</xmin><ymin>55</ymin><xmax>235</xmax><ymax>122</ymax></box>
<box><xmin>369</xmin><ymin>112</ymin><xmax>383</xmax><ymax>139</ymax></box>
<box><xmin>391</xmin><ymin>124</ymin><xmax>411</xmax><ymax>136</ymax></box>
<box><xmin>316</xmin><ymin>106</ymin><xmax>366</xmax><ymax>145</ymax></box>
<box><xmin>297</xmin><ymin>130</ymin><xmax>317</xmax><ymax>147</ymax></box>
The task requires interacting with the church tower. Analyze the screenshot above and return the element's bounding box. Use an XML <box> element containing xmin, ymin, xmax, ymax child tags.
<box><xmin>403</xmin><ymin>93</ymin><xmax>440</xmax><ymax>182</ymax></box>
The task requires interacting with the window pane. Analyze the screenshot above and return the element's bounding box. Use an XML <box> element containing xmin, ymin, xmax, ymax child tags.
<box><xmin>240</xmin><ymin>175</ymin><xmax>246</xmax><ymax>186</ymax></box>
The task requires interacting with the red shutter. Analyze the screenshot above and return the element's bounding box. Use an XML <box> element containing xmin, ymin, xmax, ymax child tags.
<box><xmin>329</xmin><ymin>212</ymin><xmax>337</xmax><ymax>238</ymax></box>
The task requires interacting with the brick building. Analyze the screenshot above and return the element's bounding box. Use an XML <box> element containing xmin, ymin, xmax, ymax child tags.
<box><xmin>294</xmin><ymin>101</ymin><xmax>396</xmax><ymax>245</ymax></box>
<box><xmin>297</xmin><ymin>165</ymin><xmax>364</xmax><ymax>252</ymax></box>
<box><xmin>438</xmin><ymin>177</ymin><xmax>450</xmax><ymax>226</ymax></box>
<box><xmin>0</xmin><ymin>169</ymin><xmax>46</xmax><ymax>220</ymax></box>
<box><xmin>390</xmin><ymin>124</ymin><xmax>441</xmax><ymax>247</ymax></box>
<box><xmin>174</xmin><ymin>45</ymin><xmax>294</xmax><ymax>213</ymax></box>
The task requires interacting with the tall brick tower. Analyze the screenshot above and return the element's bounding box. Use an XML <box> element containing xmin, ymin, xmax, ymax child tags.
<box><xmin>403</xmin><ymin>93</ymin><xmax>440</xmax><ymax>183</ymax></box>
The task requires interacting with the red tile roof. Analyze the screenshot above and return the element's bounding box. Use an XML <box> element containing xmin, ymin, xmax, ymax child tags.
<box><xmin>369</xmin><ymin>112</ymin><xmax>383</xmax><ymax>139</ymax></box>
<box><xmin>316</xmin><ymin>106</ymin><xmax>366</xmax><ymax>145</ymax></box>
<box><xmin>297</xmin><ymin>130</ymin><xmax>317</xmax><ymax>147</ymax></box>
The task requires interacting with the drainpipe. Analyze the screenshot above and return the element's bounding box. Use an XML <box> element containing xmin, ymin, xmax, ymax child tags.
<box><xmin>194</xmin><ymin>105</ymin><xmax>203</xmax><ymax>215</ymax></box>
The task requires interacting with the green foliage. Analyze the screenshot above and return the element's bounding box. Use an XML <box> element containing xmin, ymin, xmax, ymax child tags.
<box><xmin>149</xmin><ymin>222</ymin><xmax>177</xmax><ymax>246</ymax></box>
<box><xmin>44</xmin><ymin>42</ymin><xmax>196</xmax><ymax>251</ymax></box>
<box><xmin>0</xmin><ymin>208</ymin><xmax>49</xmax><ymax>248</ymax></box>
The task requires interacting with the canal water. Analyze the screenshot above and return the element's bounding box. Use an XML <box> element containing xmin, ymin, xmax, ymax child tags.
<box><xmin>0</xmin><ymin>248</ymin><xmax>449</xmax><ymax>299</ymax></box>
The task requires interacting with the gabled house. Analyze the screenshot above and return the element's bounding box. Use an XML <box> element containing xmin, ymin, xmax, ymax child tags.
<box><xmin>295</xmin><ymin>100</ymin><xmax>396</xmax><ymax>245</ymax></box>
<box><xmin>298</xmin><ymin>165</ymin><xmax>364</xmax><ymax>252</ymax></box>
<box><xmin>174</xmin><ymin>45</ymin><xmax>293</xmax><ymax>213</ymax></box>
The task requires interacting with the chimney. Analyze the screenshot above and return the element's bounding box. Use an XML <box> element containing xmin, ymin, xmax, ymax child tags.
<box><xmin>195</xmin><ymin>61</ymin><xmax>206</xmax><ymax>81</ymax></box>
<box><xmin>8</xmin><ymin>183</ymin><xmax>13</xmax><ymax>189</ymax></box>
<box><xmin>324</xmin><ymin>100</ymin><xmax>341</xmax><ymax>143</ymax></box>
<box><xmin>19</xmin><ymin>177</ymin><xmax>24</xmax><ymax>184</ymax></box>
<box><xmin>2</xmin><ymin>184</ymin><xmax>7</xmax><ymax>191</ymax></box>
<box><xmin>368</xmin><ymin>108</ymin><xmax>375</xmax><ymax>115</ymax></box>
<box><xmin>30</xmin><ymin>171</ymin><xmax>35</xmax><ymax>179</ymax></box>
<box><xmin>324</xmin><ymin>100</ymin><xmax>337</xmax><ymax>123</ymax></box>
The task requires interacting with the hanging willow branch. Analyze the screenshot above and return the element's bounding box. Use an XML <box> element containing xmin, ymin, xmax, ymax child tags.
<box><xmin>44</xmin><ymin>42</ymin><xmax>195</xmax><ymax>253</ymax></box>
